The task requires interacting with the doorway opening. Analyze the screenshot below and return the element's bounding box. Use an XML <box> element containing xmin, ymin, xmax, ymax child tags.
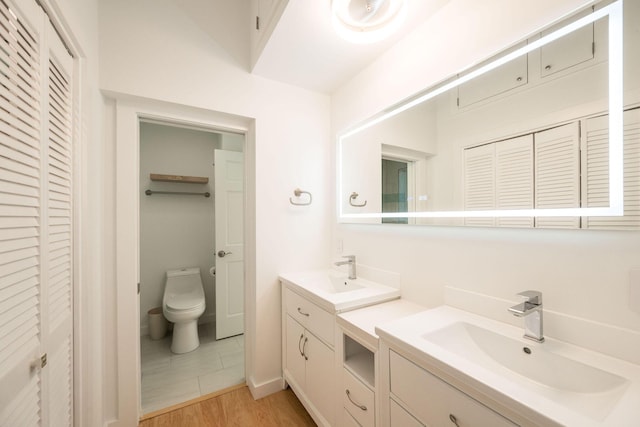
<box><xmin>138</xmin><ymin>119</ymin><xmax>246</xmax><ymax>414</ymax></box>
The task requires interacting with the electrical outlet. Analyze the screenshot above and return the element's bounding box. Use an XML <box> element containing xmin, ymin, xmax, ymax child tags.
<box><xmin>630</xmin><ymin>269</ymin><xmax>640</xmax><ymax>314</ymax></box>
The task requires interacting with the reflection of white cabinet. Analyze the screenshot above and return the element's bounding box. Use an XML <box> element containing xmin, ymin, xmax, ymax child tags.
<box><xmin>387</xmin><ymin>350</ymin><xmax>518</xmax><ymax>427</ymax></box>
<box><xmin>282</xmin><ymin>288</ymin><xmax>335</xmax><ymax>426</ymax></box>
<box><xmin>458</xmin><ymin>42</ymin><xmax>528</xmax><ymax>108</ymax></box>
<box><xmin>540</xmin><ymin>8</ymin><xmax>595</xmax><ymax>78</ymax></box>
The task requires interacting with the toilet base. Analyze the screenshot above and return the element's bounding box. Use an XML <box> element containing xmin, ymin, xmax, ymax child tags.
<box><xmin>170</xmin><ymin>321</ymin><xmax>200</xmax><ymax>354</ymax></box>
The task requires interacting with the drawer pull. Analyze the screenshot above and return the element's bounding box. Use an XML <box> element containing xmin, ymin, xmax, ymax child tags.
<box><xmin>302</xmin><ymin>337</ymin><xmax>308</xmax><ymax>360</ymax></box>
<box><xmin>297</xmin><ymin>307</ymin><xmax>310</xmax><ymax>316</ymax></box>
<box><xmin>298</xmin><ymin>333</ymin><xmax>305</xmax><ymax>357</ymax></box>
<box><xmin>449</xmin><ymin>414</ymin><xmax>460</xmax><ymax>426</ymax></box>
<box><xmin>345</xmin><ymin>389</ymin><xmax>367</xmax><ymax>411</ymax></box>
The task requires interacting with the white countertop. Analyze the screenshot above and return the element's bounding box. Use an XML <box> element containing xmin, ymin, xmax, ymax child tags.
<box><xmin>375</xmin><ymin>306</ymin><xmax>640</xmax><ymax>427</ymax></box>
<box><xmin>337</xmin><ymin>299</ymin><xmax>426</xmax><ymax>349</ymax></box>
<box><xmin>279</xmin><ymin>270</ymin><xmax>400</xmax><ymax>313</ymax></box>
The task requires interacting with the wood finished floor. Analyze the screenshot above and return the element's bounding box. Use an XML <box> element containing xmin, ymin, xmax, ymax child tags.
<box><xmin>139</xmin><ymin>386</ymin><xmax>316</xmax><ymax>427</ymax></box>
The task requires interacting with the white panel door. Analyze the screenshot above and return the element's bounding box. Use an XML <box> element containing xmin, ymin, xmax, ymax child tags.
<box><xmin>0</xmin><ymin>0</ymin><xmax>74</xmax><ymax>425</ymax></box>
<box><xmin>214</xmin><ymin>149</ymin><xmax>244</xmax><ymax>339</ymax></box>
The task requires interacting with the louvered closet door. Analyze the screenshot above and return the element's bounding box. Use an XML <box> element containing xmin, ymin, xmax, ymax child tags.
<box><xmin>534</xmin><ymin>122</ymin><xmax>581</xmax><ymax>228</ymax></box>
<box><xmin>43</xmin><ymin>16</ymin><xmax>73</xmax><ymax>427</ymax></box>
<box><xmin>0</xmin><ymin>0</ymin><xmax>74</xmax><ymax>425</ymax></box>
<box><xmin>0</xmin><ymin>1</ymin><xmax>45</xmax><ymax>425</ymax></box>
<box><xmin>463</xmin><ymin>143</ymin><xmax>495</xmax><ymax>227</ymax></box>
<box><xmin>582</xmin><ymin>109</ymin><xmax>640</xmax><ymax>229</ymax></box>
<box><xmin>496</xmin><ymin>134</ymin><xmax>534</xmax><ymax>228</ymax></box>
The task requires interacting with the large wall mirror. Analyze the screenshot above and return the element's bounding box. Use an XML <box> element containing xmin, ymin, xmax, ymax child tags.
<box><xmin>338</xmin><ymin>0</ymin><xmax>640</xmax><ymax>229</ymax></box>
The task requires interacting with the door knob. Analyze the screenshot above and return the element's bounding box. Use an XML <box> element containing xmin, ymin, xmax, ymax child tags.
<box><xmin>217</xmin><ymin>250</ymin><xmax>232</xmax><ymax>257</ymax></box>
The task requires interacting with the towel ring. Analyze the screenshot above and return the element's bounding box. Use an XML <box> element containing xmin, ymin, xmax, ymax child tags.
<box><xmin>349</xmin><ymin>192</ymin><xmax>367</xmax><ymax>207</ymax></box>
<box><xmin>290</xmin><ymin>188</ymin><xmax>312</xmax><ymax>206</ymax></box>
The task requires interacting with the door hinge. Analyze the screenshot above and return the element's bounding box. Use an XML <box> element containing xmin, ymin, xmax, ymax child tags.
<box><xmin>137</xmin><ymin>282</ymin><xmax>140</xmax><ymax>295</ymax></box>
<box><xmin>256</xmin><ymin>16</ymin><xmax>260</xmax><ymax>30</ymax></box>
<box><xmin>40</xmin><ymin>353</ymin><xmax>47</xmax><ymax>368</ymax></box>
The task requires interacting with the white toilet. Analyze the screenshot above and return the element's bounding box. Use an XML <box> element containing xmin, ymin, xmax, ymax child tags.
<box><xmin>162</xmin><ymin>267</ymin><xmax>206</xmax><ymax>354</ymax></box>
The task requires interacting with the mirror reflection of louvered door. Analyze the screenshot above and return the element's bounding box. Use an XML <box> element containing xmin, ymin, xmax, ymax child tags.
<box><xmin>582</xmin><ymin>109</ymin><xmax>640</xmax><ymax>229</ymax></box>
<box><xmin>534</xmin><ymin>122</ymin><xmax>581</xmax><ymax>228</ymax></box>
<box><xmin>0</xmin><ymin>1</ymin><xmax>74</xmax><ymax>426</ymax></box>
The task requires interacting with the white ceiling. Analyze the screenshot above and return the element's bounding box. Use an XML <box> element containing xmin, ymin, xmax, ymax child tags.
<box><xmin>251</xmin><ymin>0</ymin><xmax>450</xmax><ymax>94</ymax></box>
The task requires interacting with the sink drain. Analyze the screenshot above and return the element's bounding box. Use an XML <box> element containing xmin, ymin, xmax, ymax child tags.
<box><xmin>523</xmin><ymin>347</ymin><xmax>532</xmax><ymax>355</ymax></box>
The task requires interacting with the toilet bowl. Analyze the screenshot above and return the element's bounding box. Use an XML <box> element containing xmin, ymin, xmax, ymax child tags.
<box><xmin>163</xmin><ymin>267</ymin><xmax>206</xmax><ymax>354</ymax></box>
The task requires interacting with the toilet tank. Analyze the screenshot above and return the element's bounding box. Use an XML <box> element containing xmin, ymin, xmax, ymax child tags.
<box><xmin>164</xmin><ymin>268</ymin><xmax>205</xmax><ymax>309</ymax></box>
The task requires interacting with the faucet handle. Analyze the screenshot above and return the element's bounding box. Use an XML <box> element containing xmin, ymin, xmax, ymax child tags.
<box><xmin>517</xmin><ymin>290</ymin><xmax>542</xmax><ymax>305</ymax></box>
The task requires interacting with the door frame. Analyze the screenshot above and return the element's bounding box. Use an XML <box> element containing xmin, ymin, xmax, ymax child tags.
<box><xmin>114</xmin><ymin>95</ymin><xmax>256</xmax><ymax>425</ymax></box>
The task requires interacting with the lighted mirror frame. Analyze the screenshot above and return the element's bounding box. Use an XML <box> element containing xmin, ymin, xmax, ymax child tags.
<box><xmin>337</xmin><ymin>1</ymin><xmax>623</xmax><ymax>221</ymax></box>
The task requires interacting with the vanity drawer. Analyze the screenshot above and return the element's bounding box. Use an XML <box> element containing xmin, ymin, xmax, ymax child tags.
<box><xmin>285</xmin><ymin>288</ymin><xmax>334</xmax><ymax>345</ymax></box>
<box><xmin>390</xmin><ymin>398</ymin><xmax>424</xmax><ymax>427</ymax></box>
<box><xmin>342</xmin><ymin>368</ymin><xmax>374</xmax><ymax>427</ymax></box>
<box><xmin>389</xmin><ymin>350</ymin><xmax>518</xmax><ymax>427</ymax></box>
<box><xmin>341</xmin><ymin>407</ymin><xmax>363</xmax><ymax>427</ymax></box>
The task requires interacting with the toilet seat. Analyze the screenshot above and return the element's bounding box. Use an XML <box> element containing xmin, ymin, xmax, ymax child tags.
<box><xmin>165</xmin><ymin>294</ymin><xmax>205</xmax><ymax>311</ymax></box>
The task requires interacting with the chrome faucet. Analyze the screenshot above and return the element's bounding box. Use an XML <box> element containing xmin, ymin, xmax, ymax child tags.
<box><xmin>334</xmin><ymin>255</ymin><xmax>357</xmax><ymax>280</ymax></box>
<box><xmin>508</xmin><ymin>290</ymin><xmax>544</xmax><ymax>343</ymax></box>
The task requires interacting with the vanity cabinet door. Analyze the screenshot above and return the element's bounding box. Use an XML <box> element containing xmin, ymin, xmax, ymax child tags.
<box><xmin>306</xmin><ymin>331</ymin><xmax>336</xmax><ymax>426</ymax></box>
<box><xmin>285</xmin><ymin>315</ymin><xmax>306</xmax><ymax>390</ymax></box>
<box><xmin>389</xmin><ymin>351</ymin><xmax>518</xmax><ymax>427</ymax></box>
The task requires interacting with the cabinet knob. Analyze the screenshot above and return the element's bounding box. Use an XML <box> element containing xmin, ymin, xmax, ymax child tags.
<box><xmin>449</xmin><ymin>414</ymin><xmax>460</xmax><ymax>426</ymax></box>
<box><xmin>516</xmin><ymin>76</ymin><xmax>523</xmax><ymax>82</ymax></box>
<box><xmin>545</xmin><ymin>65</ymin><xmax>552</xmax><ymax>70</ymax></box>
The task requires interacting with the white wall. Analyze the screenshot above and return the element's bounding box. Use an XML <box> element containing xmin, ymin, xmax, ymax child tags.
<box><xmin>99</xmin><ymin>0</ymin><xmax>331</xmax><ymax>423</ymax></box>
<box><xmin>139</xmin><ymin>123</ymin><xmax>231</xmax><ymax>333</ymax></box>
<box><xmin>332</xmin><ymin>0</ymin><xmax>640</xmax><ymax>364</ymax></box>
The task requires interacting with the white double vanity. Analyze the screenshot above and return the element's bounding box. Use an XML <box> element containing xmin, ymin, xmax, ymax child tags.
<box><xmin>280</xmin><ymin>270</ymin><xmax>640</xmax><ymax>427</ymax></box>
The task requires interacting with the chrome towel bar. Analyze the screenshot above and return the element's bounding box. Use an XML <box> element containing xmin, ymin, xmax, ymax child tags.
<box><xmin>145</xmin><ymin>189</ymin><xmax>211</xmax><ymax>198</ymax></box>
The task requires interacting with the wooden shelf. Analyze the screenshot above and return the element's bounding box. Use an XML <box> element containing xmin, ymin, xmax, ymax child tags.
<box><xmin>150</xmin><ymin>173</ymin><xmax>208</xmax><ymax>184</ymax></box>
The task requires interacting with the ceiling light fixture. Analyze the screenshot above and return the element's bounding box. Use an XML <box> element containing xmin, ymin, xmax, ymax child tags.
<box><xmin>332</xmin><ymin>0</ymin><xmax>407</xmax><ymax>44</ymax></box>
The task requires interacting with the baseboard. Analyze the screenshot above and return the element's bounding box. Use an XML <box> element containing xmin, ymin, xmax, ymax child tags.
<box><xmin>247</xmin><ymin>375</ymin><xmax>284</xmax><ymax>400</ymax></box>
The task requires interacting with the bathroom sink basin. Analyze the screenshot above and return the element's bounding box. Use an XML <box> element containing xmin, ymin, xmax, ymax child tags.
<box><xmin>328</xmin><ymin>275</ymin><xmax>364</xmax><ymax>293</ymax></box>
<box><xmin>375</xmin><ymin>306</ymin><xmax>639</xmax><ymax>425</ymax></box>
<box><xmin>423</xmin><ymin>322</ymin><xmax>627</xmax><ymax>394</ymax></box>
<box><xmin>279</xmin><ymin>270</ymin><xmax>400</xmax><ymax>313</ymax></box>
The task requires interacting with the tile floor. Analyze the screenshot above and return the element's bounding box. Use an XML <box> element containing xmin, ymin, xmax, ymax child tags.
<box><xmin>140</xmin><ymin>322</ymin><xmax>245</xmax><ymax>414</ymax></box>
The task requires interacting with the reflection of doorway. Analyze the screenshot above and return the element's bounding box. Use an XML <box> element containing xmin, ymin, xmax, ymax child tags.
<box><xmin>382</xmin><ymin>158</ymin><xmax>409</xmax><ymax>224</ymax></box>
<box><xmin>138</xmin><ymin>121</ymin><xmax>246</xmax><ymax>415</ymax></box>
